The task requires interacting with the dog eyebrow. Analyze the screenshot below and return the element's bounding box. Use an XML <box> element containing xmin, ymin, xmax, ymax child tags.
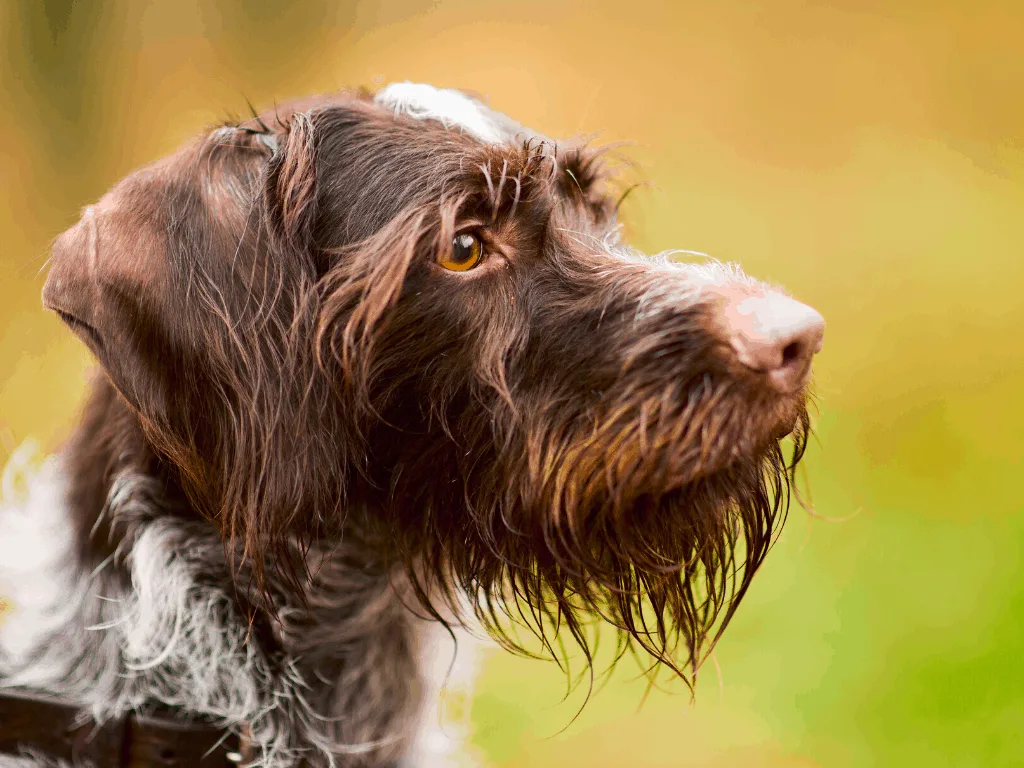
<box><xmin>374</xmin><ymin>81</ymin><xmax>504</xmax><ymax>144</ymax></box>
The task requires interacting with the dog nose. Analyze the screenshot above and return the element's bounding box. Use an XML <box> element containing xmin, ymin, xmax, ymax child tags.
<box><xmin>720</xmin><ymin>291</ymin><xmax>825</xmax><ymax>393</ymax></box>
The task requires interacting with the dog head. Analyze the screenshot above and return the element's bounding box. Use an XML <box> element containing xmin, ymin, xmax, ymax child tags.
<box><xmin>44</xmin><ymin>83</ymin><xmax>822</xmax><ymax>681</ymax></box>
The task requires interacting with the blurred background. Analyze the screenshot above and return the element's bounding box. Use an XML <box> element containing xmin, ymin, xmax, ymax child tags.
<box><xmin>2</xmin><ymin>1</ymin><xmax>1022</xmax><ymax>765</ymax></box>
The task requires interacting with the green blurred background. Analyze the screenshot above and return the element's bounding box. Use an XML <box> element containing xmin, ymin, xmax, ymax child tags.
<box><xmin>2</xmin><ymin>1</ymin><xmax>1022</xmax><ymax>765</ymax></box>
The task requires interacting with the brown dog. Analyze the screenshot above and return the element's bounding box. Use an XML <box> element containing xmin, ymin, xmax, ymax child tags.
<box><xmin>0</xmin><ymin>82</ymin><xmax>822</xmax><ymax>767</ymax></box>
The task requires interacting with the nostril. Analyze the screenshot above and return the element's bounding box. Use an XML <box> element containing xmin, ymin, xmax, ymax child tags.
<box><xmin>780</xmin><ymin>340</ymin><xmax>803</xmax><ymax>367</ymax></box>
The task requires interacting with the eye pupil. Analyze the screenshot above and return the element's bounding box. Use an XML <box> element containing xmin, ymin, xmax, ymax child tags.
<box><xmin>440</xmin><ymin>232</ymin><xmax>484</xmax><ymax>271</ymax></box>
<box><xmin>453</xmin><ymin>234</ymin><xmax>476</xmax><ymax>261</ymax></box>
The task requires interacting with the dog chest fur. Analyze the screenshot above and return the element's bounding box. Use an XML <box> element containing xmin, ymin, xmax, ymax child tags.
<box><xmin>0</xmin><ymin>445</ymin><xmax>480</xmax><ymax>768</ymax></box>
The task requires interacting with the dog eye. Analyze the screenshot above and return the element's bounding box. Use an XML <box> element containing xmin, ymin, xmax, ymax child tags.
<box><xmin>439</xmin><ymin>233</ymin><xmax>484</xmax><ymax>272</ymax></box>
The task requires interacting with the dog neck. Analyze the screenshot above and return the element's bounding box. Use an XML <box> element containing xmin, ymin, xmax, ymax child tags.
<box><xmin>59</xmin><ymin>379</ymin><xmax>185</xmax><ymax>569</ymax></box>
<box><xmin>0</xmin><ymin>377</ymin><xmax>479</xmax><ymax>766</ymax></box>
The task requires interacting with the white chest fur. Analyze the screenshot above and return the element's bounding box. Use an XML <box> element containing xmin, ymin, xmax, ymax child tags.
<box><xmin>0</xmin><ymin>445</ymin><xmax>483</xmax><ymax>767</ymax></box>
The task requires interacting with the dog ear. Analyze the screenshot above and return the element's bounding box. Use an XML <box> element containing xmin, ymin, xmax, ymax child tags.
<box><xmin>43</xmin><ymin>126</ymin><xmax>340</xmax><ymax>593</ymax></box>
<box><xmin>43</xmin><ymin>206</ymin><xmax>105</xmax><ymax>352</ymax></box>
<box><xmin>43</xmin><ymin>189</ymin><xmax>177</xmax><ymax>418</ymax></box>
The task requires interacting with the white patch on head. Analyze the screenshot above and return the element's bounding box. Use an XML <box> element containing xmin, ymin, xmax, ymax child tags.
<box><xmin>375</xmin><ymin>82</ymin><xmax>504</xmax><ymax>144</ymax></box>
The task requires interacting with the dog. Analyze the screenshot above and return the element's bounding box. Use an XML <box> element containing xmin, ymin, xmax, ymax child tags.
<box><xmin>0</xmin><ymin>82</ymin><xmax>823</xmax><ymax>767</ymax></box>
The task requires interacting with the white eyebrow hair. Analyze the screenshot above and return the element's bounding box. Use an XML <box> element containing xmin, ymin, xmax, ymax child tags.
<box><xmin>374</xmin><ymin>81</ymin><xmax>504</xmax><ymax>144</ymax></box>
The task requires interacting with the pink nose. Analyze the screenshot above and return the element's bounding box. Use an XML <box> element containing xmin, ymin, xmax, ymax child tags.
<box><xmin>720</xmin><ymin>291</ymin><xmax>825</xmax><ymax>393</ymax></box>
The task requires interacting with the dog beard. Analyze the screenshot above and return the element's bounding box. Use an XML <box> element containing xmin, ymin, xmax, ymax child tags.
<box><xmin>390</xmin><ymin>375</ymin><xmax>812</xmax><ymax>687</ymax></box>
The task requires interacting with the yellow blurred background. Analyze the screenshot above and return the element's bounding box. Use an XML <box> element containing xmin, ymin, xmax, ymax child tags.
<box><xmin>2</xmin><ymin>1</ymin><xmax>1022</xmax><ymax>765</ymax></box>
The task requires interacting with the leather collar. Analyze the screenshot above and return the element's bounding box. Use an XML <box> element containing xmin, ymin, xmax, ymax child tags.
<box><xmin>0</xmin><ymin>688</ymin><xmax>251</xmax><ymax>766</ymax></box>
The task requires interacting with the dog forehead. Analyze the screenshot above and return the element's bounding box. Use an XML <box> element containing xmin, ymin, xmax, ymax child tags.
<box><xmin>374</xmin><ymin>82</ymin><xmax>518</xmax><ymax>144</ymax></box>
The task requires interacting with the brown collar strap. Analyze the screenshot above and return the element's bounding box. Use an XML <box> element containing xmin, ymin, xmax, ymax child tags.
<box><xmin>0</xmin><ymin>688</ymin><xmax>251</xmax><ymax>766</ymax></box>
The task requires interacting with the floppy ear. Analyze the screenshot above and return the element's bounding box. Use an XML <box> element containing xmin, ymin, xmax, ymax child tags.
<box><xmin>42</xmin><ymin>123</ymin><xmax>348</xmax><ymax>593</ymax></box>
<box><xmin>42</xmin><ymin>207</ymin><xmax>103</xmax><ymax>350</ymax></box>
<box><xmin>43</xmin><ymin>188</ymin><xmax>177</xmax><ymax>418</ymax></box>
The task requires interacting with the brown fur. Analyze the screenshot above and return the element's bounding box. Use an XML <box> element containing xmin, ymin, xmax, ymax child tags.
<box><xmin>38</xmin><ymin>88</ymin><xmax>812</xmax><ymax>762</ymax></box>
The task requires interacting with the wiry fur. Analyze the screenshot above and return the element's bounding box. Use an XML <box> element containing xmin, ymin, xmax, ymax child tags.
<box><xmin>0</xmin><ymin>444</ymin><xmax>478</xmax><ymax>767</ymax></box>
<box><xmin>2</xmin><ymin>83</ymin><xmax>815</xmax><ymax>766</ymax></box>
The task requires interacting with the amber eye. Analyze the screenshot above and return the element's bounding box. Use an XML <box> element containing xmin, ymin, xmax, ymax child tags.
<box><xmin>439</xmin><ymin>232</ymin><xmax>484</xmax><ymax>272</ymax></box>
